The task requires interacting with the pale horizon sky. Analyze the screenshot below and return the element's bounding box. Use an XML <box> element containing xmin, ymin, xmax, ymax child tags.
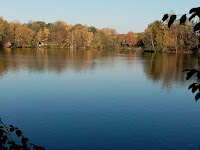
<box><xmin>1</xmin><ymin>0</ymin><xmax>200</xmax><ymax>34</ymax></box>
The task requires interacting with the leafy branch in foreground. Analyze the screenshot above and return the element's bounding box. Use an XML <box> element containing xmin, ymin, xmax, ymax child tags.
<box><xmin>162</xmin><ymin>7</ymin><xmax>200</xmax><ymax>32</ymax></box>
<box><xmin>0</xmin><ymin>117</ymin><xmax>45</xmax><ymax>150</ymax></box>
<box><xmin>183</xmin><ymin>69</ymin><xmax>200</xmax><ymax>101</ymax></box>
<box><xmin>162</xmin><ymin>7</ymin><xmax>200</xmax><ymax>101</ymax></box>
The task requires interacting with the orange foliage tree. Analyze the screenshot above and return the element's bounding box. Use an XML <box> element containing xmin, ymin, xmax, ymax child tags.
<box><xmin>124</xmin><ymin>32</ymin><xmax>138</xmax><ymax>46</ymax></box>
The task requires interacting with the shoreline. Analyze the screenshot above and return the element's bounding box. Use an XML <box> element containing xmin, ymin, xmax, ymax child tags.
<box><xmin>1</xmin><ymin>47</ymin><xmax>199</xmax><ymax>54</ymax></box>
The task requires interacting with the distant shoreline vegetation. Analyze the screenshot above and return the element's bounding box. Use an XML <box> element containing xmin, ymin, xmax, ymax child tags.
<box><xmin>0</xmin><ymin>17</ymin><xmax>199</xmax><ymax>52</ymax></box>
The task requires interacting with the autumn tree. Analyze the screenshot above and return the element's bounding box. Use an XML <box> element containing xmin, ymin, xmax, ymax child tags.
<box><xmin>141</xmin><ymin>20</ymin><xmax>198</xmax><ymax>52</ymax></box>
<box><xmin>89</xmin><ymin>26</ymin><xmax>98</xmax><ymax>33</ymax></box>
<box><xmin>161</xmin><ymin>7</ymin><xmax>200</xmax><ymax>101</ymax></box>
<box><xmin>92</xmin><ymin>33</ymin><xmax>102</xmax><ymax>49</ymax></box>
<box><xmin>48</xmin><ymin>21</ymin><xmax>69</xmax><ymax>46</ymax></box>
<box><xmin>37</xmin><ymin>28</ymin><xmax>50</xmax><ymax>43</ymax></box>
<box><xmin>143</xmin><ymin>21</ymin><xmax>163</xmax><ymax>51</ymax></box>
<box><xmin>70</xmin><ymin>24</ymin><xmax>94</xmax><ymax>48</ymax></box>
<box><xmin>0</xmin><ymin>17</ymin><xmax>132</xmax><ymax>49</ymax></box>
<box><xmin>96</xmin><ymin>30</ymin><xmax>110</xmax><ymax>48</ymax></box>
<box><xmin>15</xmin><ymin>25</ymin><xmax>35</xmax><ymax>48</ymax></box>
<box><xmin>0</xmin><ymin>17</ymin><xmax>9</xmax><ymax>48</ymax></box>
<box><xmin>27</xmin><ymin>21</ymin><xmax>46</xmax><ymax>33</ymax></box>
<box><xmin>124</xmin><ymin>32</ymin><xmax>138</xmax><ymax>47</ymax></box>
<box><xmin>1</xmin><ymin>15</ymin><xmax>198</xmax><ymax>51</ymax></box>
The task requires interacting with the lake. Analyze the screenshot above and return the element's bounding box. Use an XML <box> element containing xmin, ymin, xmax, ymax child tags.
<box><xmin>0</xmin><ymin>48</ymin><xmax>200</xmax><ymax>150</ymax></box>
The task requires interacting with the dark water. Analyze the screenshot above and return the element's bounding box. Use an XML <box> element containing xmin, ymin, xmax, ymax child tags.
<box><xmin>0</xmin><ymin>48</ymin><xmax>200</xmax><ymax>150</ymax></box>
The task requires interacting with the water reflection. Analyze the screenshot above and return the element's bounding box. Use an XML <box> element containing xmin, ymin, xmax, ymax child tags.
<box><xmin>0</xmin><ymin>48</ymin><xmax>116</xmax><ymax>75</ymax></box>
<box><xmin>142</xmin><ymin>53</ymin><xmax>199</xmax><ymax>90</ymax></box>
<box><xmin>1</xmin><ymin>49</ymin><xmax>200</xmax><ymax>150</ymax></box>
<box><xmin>0</xmin><ymin>49</ymin><xmax>199</xmax><ymax>90</ymax></box>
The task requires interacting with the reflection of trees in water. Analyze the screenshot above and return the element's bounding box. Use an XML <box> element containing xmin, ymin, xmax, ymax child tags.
<box><xmin>143</xmin><ymin>52</ymin><xmax>198</xmax><ymax>90</ymax></box>
<box><xmin>0</xmin><ymin>49</ymin><xmax>117</xmax><ymax>76</ymax></box>
<box><xmin>0</xmin><ymin>49</ymin><xmax>198</xmax><ymax>90</ymax></box>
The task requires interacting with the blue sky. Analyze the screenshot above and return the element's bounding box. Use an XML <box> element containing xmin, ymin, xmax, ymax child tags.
<box><xmin>0</xmin><ymin>0</ymin><xmax>200</xmax><ymax>33</ymax></box>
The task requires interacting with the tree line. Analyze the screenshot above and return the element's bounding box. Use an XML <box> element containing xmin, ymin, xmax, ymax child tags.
<box><xmin>0</xmin><ymin>16</ymin><xmax>199</xmax><ymax>52</ymax></box>
<box><xmin>0</xmin><ymin>17</ymin><xmax>138</xmax><ymax>49</ymax></box>
<box><xmin>138</xmin><ymin>20</ymin><xmax>199</xmax><ymax>52</ymax></box>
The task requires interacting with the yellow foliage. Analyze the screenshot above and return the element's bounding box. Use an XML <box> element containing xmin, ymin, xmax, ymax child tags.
<box><xmin>5</xmin><ymin>41</ymin><xmax>11</xmax><ymax>48</ymax></box>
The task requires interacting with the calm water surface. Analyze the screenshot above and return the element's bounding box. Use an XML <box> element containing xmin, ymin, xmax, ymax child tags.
<box><xmin>0</xmin><ymin>49</ymin><xmax>200</xmax><ymax>150</ymax></box>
